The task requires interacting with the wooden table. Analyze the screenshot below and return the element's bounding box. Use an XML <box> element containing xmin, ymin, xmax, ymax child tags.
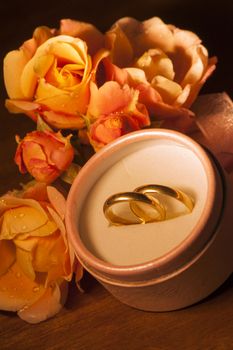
<box><xmin>0</xmin><ymin>1</ymin><xmax>233</xmax><ymax>349</ymax></box>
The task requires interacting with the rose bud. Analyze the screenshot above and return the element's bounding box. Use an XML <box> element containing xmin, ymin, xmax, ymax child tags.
<box><xmin>15</xmin><ymin>131</ymin><xmax>74</xmax><ymax>184</ymax></box>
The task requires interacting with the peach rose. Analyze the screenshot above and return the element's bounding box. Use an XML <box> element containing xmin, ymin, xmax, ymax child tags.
<box><xmin>15</xmin><ymin>131</ymin><xmax>74</xmax><ymax>184</ymax></box>
<box><xmin>104</xmin><ymin>17</ymin><xmax>217</xmax><ymax>131</ymax></box>
<box><xmin>0</xmin><ymin>182</ymin><xmax>81</xmax><ymax>323</ymax></box>
<box><xmin>4</xmin><ymin>20</ymin><xmax>104</xmax><ymax>129</ymax></box>
<box><xmin>85</xmin><ymin>81</ymin><xmax>150</xmax><ymax>151</ymax></box>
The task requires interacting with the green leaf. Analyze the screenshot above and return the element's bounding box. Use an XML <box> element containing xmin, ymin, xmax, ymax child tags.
<box><xmin>60</xmin><ymin>163</ymin><xmax>82</xmax><ymax>185</ymax></box>
<box><xmin>37</xmin><ymin>115</ymin><xmax>53</xmax><ymax>132</ymax></box>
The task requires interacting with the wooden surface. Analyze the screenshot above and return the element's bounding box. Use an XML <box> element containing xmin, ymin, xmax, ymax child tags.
<box><xmin>0</xmin><ymin>1</ymin><xmax>233</xmax><ymax>349</ymax></box>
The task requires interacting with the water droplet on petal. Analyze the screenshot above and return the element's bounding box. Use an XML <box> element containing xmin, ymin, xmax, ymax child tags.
<box><xmin>16</xmin><ymin>272</ymin><xmax>21</xmax><ymax>278</ymax></box>
<box><xmin>19</xmin><ymin>213</ymin><xmax>25</xmax><ymax>218</ymax></box>
<box><xmin>20</xmin><ymin>305</ymin><xmax>29</xmax><ymax>312</ymax></box>
<box><xmin>22</xmin><ymin>225</ymin><xmax>27</xmax><ymax>230</ymax></box>
<box><xmin>33</xmin><ymin>286</ymin><xmax>40</xmax><ymax>292</ymax></box>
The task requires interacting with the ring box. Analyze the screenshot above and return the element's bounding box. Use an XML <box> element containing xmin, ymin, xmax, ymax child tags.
<box><xmin>66</xmin><ymin>129</ymin><xmax>233</xmax><ymax>311</ymax></box>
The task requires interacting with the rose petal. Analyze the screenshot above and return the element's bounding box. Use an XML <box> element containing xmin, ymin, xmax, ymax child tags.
<box><xmin>33</xmin><ymin>26</ymin><xmax>54</xmax><ymax>47</ymax></box>
<box><xmin>47</xmin><ymin>206</ymin><xmax>74</xmax><ymax>279</ymax></box>
<box><xmin>173</xmin><ymin>84</ymin><xmax>191</xmax><ymax>107</ymax></box>
<box><xmin>43</xmin><ymin>111</ymin><xmax>85</xmax><ymax>129</ymax></box>
<box><xmin>27</xmin><ymin>161</ymin><xmax>59</xmax><ymax>184</ymax></box>
<box><xmin>21</xmin><ymin>38</ymin><xmax>38</xmax><ymax>59</ymax></box>
<box><xmin>33</xmin><ymin>54</ymin><xmax>54</xmax><ymax>78</ymax></box>
<box><xmin>0</xmin><ymin>206</ymin><xmax>49</xmax><ymax>239</ymax></box>
<box><xmin>17</xmin><ymin>281</ymin><xmax>68</xmax><ymax>324</ymax></box>
<box><xmin>105</xmin><ymin>24</ymin><xmax>134</xmax><ymax>67</ymax></box>
<box><xmin>60</xmin><ymin>19</ymin><xmax>104</xmax><ymax>55</ymax></box>
<box><xmin>3</xmin><ymin>50</ymin><xmax>29</xmax><ymax>99</ymax></box>
<box><xmin>135</xmin><ymin>49</ymin><xmax>175</xmax><ymax>82</ymax></box>
<box><xmin>35</xmin><ymin>78</ymin><xmax>90</xmax><ymax>115</ymax></box>
<box><xmin>183</xmin><ymin>56</ymin><xmax>217</xmax><ymax>108</ymax></box>
<box><xmin>0</xmin><ymin>196</ymin><xmax>48</xmax><ymax>218</ymax></box>
<box><xmin>0</xmin><ymin>240</ymin><xmax>15</xmax><ymax>276</ymax></box>
<box><xmin>32</xmin><ymin>232</ymin><xmax>61</xmax><ymax>273</ymax></box>
<box><xmin>16</xmin><ymin>247</ymin><xmax>35</xmax><ymax>280</ymax></box>
<box><xmin>21</xmin><ymin>141</ymin><xmax>46</xmax><ymax>170</ymax></box>
<box><xmin>87</xmin><ymin>81</ymin><xmax>136</xmax><ymax>118</ymax></box>
<box><xmin>172</xmin><ymin>26</ymin><xmax>201</xmax><ymax>48</ymax></box>
<box><xmin>45</xmin><ymin>235</ymin><xmax>71</xmax><ymax>285</ymax></box>
<box><xmin>49</xmin><ymin>41</ymin><xmax>86</xmax><ymax>65</ymax></box>
<box><xmin>181</xmin><ymin>45</ymin><xmax>208</xmax><ymax>87</ymax></box>
<box><xmin>125</xmin><ymin>67</ymin><xmax>148</xmax><ymax>84</ymax></box>
<box><xmin>5</xmin><ymin>100</ymin><xmax>39</xmax><ymax>122</ymax></box>
<box><xmin>20</xmin><ymin>58</ymin><xmax>39</xmax><ymax>98</ymax></box>
<box><xmin>47</xmin><ymin>186</ymin><xmax>66</xmax><ymax>220</ymax></box>
<box><xmin>103</xmin><ymin>57</ymin><xmax>129</xmax><ymax>85</ymax></box>
<box><xmin>75</xmin><ymin>260</ymin><xmax>84</xmax><ymax>285</ymax></box>
<box><xmin>14</xmin><ymin>237</ymin><xmax>38</xmax><ymax>252</ymax></box>
<box><xmin>0</xmin><ymin>262</ymin><xmax>45</xmax><ymax>312</ymax></box>
<box><xmin>151</xmin><ymin>75</ymin><xmax>182</xmax><ymax>104</ymax></box>
<box><xmin>18</xmin><ymin>219</ymin><xmax>57</xmax><ymax>239</ymax></box>
<box><xmin>46</xmin><ymin>62</ymin><xmax>82</xmax><ymax>90</ymax></box>
<box><xmin>50</xmin><ymin>146</ymin><xmax>74</xmax><ymax>172</ymax></box>
<box><xmin>22</xmin><ymin>182</ymin><xmax>48</xmax><ymax>201</ymax></box>
<box><xmin>109</xmin><ymin>17</ymin><xmax>175</xmax><ymax>57</ymax></box>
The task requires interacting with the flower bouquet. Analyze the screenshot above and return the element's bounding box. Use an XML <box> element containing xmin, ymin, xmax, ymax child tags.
<box><xmin>1</xmin><ymin>16</ymin><xmax>227</xmax><ymax>323</ymax></box>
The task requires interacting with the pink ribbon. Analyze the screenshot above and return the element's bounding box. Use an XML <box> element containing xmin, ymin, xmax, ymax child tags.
<box><xmin>190</xmin><ymin>92</ymin><xmax>233</xmax><ymax>173</ymax></box>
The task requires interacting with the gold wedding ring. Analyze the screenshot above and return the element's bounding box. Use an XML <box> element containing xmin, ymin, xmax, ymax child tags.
<box><xmin>134</xmin><ymin>184</ymin><xmax>194</xmax><ymax>213</ymax></box>
<box><xmin>103</xmin><ymin>192</ymin><xmax>166</xmax><ymax>226</ymax></box>
<box><xmin>103</xmin><ymin>185</ymin><xmax>194</xmax><ymax>226</ymax></box>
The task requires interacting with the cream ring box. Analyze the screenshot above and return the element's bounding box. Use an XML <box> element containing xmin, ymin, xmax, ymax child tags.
<box><xmin>66</xmin><ymin>129</ymin><xmax>233</xmax><ymax>311</ymax></box>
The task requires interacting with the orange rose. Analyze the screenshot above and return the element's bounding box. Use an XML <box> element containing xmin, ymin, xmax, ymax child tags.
<box><xmin>0</xmin><ymin>182</ymin><xmax>81</xmax><ymax>323</ymax></box>
<box><xmin>15</xmin><ymin>131</ymin><xmax>74</xmax><ymax>184</ymax></box>
<box><xmin>86</xmin><ymin>81</ymin><xmax>150</xmax><ymax>151</ymax></box>
<box><xmin>104</xmin><ymin>17</ymin><xmax>217</xmax><ymax>131</ymax></box>
<box><xmin>4</xmin><ymin>20</ymin><xmax>104</xmax><ymax>129</ymax></box>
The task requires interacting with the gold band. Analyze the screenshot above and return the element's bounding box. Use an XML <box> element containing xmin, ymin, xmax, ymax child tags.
<box><xmin>103</xmin><ymin>191</ymin><xmax>166</xmax><ymax>226</ymax></box>
<box><xmin>134</xmin><ymin>184</ymin><xmax>194</xmax><ymax>214</ymax></box>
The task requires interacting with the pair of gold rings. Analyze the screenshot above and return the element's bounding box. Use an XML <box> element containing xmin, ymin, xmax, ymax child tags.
<box><xmin>103</xmin><ymin>184</ymin><xmax>194</xmax><ymax>226</ymax></box>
